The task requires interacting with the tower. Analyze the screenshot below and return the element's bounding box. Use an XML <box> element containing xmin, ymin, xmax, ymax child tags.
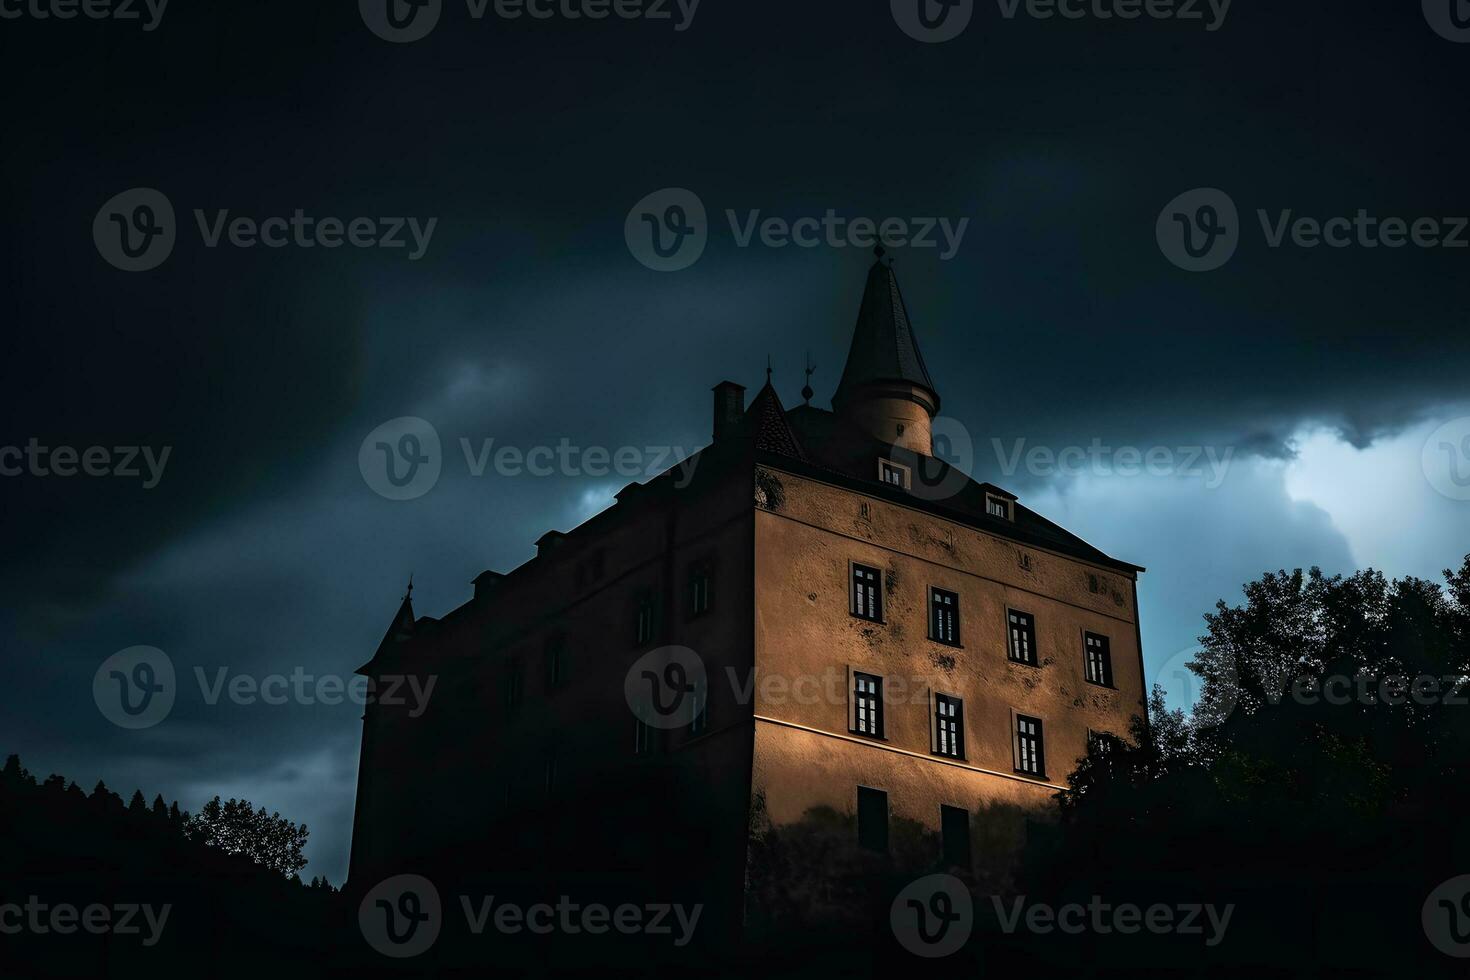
<box><xmin>831</xmin><ymin>246</ymin><xmax>941</xmax><ymax>455</ymax></box>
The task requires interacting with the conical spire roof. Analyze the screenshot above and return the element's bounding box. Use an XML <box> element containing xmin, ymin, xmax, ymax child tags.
<box><xmin>371</xmin><ymin>583</ymin><xmax>416</xmax><ymax>662</ymax></box>
<box><xmin>833</xmin><ymin>250</ymin><xmax>939</xmax><ymax>410</ymax></box>
<box><xmin>746</xmin><ymin>381</ymin><xmax>805</xmax><ymax>459</ymax></box>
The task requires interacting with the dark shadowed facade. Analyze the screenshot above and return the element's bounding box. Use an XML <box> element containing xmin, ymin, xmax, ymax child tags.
<box><xmin>347</xmin><ymin>253</ymin><xmax>1147</xmax><ymax>950</ymax></box>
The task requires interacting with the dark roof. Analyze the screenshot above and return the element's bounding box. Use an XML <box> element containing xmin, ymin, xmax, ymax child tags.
<box><xmin>833</xmin><ymin>256</ymin><xmax>939</xmax><ymax>409</ymax></box>
<box><xmin>746</xmin><ymin>382</ymin><xmax>806</xmax><ymax>459</ymax></box>
<box><xmin>776</xmin><ymin>404</ymin><xmax>1143</xmax><ymax>574</ymax></box>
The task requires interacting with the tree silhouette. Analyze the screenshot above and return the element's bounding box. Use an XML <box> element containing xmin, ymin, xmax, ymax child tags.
<box><xmin>0</xmin><ymin>756</ymin><xmax>334</xmax><ymax>976</ymax></box>
<box><xmin>1023</xmin><ymin>553</ymin><xmax>1470</xmax><ymax>973</ymax></box>
<box><xmin>185</xmin><ymin>795</ymin><xmax>310</xmax><ymax>879</ymax></box>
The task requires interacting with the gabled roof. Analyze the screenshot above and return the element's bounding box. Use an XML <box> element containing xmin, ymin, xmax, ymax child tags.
<box><xmin>833</xmin><ymin>253</ymin><xmax>939</xmax><ymax>410</ymax></box>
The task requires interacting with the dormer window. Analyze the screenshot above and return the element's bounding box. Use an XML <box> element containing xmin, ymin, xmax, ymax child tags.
<box><xmin>986</xmin><ymin>494</ymin><xmax>1011</xmax><ymax>520</ymax></box>
<box><xmin>878</xmin><ymin>459</ymin><xmax>910</xmax><ymax>489</ymax></box>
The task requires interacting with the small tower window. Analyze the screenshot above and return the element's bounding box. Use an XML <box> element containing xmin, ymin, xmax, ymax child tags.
<box><xmin>986</xmin><ymin>495</ymin><xmax>1011</xmax><ymax>520</ymax></box>
<box><xmin>878</xmin><ymin>459</ymin><xmax>910</xmax><ymax>489</ymax></box>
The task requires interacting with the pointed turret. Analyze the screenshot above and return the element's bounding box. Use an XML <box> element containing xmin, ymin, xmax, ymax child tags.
<box><xmin>357</xmin><ymin>580</ymin><xmax>417</xmax><ymax>675</ymax></box>
<box><xmin>832</xmin><ymin>247</ymin><xmax>941</xmax><ymax>454</ymax></box>
<box><xmin>746</xmin><ymin>380</ymin><xmax>804</xmax><ymax>459</ymax></box>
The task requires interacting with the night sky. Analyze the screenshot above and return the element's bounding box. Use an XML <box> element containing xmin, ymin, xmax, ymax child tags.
<box><xmin>2</xmin><ymin>0</ymin><xmax>1467</xmax><ymax>883</ymax></box>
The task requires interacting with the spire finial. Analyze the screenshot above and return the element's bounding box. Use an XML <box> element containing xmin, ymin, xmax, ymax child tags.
<box><xmin>874</xmin><ymin>243</ymin><xmax>887</xmax><ymax>263</ymax></box>
<box><xmin>802</xmin><ymin>350</ymin><xmax>815</xmax><ymax>405</ymax></box>
<box><xmin>404</xmin><ymin>574</ymin><xmax>414</xmax><ymax>601</ymax></box>
<box><xmin>766</xmin><ymin>354</ymin><xmax>773</xmax><ymax>385</ymax></box>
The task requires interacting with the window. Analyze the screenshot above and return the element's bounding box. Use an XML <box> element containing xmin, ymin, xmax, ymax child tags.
<box><xmin>633</xmin><ymin>715</ymin><xmax>654</xmax><ymax>756</ymax></box>
<box><xmin>933</xmin><ymin>693</ymin><xmax>964</xmax><ymax>759</ymax></box>
<box><xmin>1014</xmin><ymin>714</ymin><xmax>1045</xmax><ymax>778</ymax></box>
<box><xmin>1084</xmin><ymin>632</ymin><xmax>1113</xmax><ymax>687</ymax></box>
<box><xmin>1008</xmin><ymin>610</ymin><xmax>1037</xmax><ymax>666</ymax></box>
<box><xmin>941</xmin><ymin>805</ymin><xmax>971</xmax><ymax>870</ymax></box>
<box><xmin>986</xmin><ymin>494</ymin><xmax>1011</xmax><ymax>519</ymax></box>
<box><xmin>689</xmin><ymin>566</ymin><xmax>711</xmax><ymax>617</ymax></box>
<box><xmin>851</xmin><ymin>564</ymin><xmax>882</xmax><ymax>622</ymax></box>
<box><xmin>878</xmin><ymin>459</ymin><xmax>910</xmax><ymax>489</ymax></box>
<box><xmin>503</xmin><ymin>660</ymin><xmax>524</xmax><ymax>715</ymax></box>
<box><xmin>929</xmin><ymin>588</ymin><xmax>960</xmax><ymax>646</ymax></box>
<box><xmin>857</xmin><ymin>786</ymin><xmax>889</xmax><ymax>852</ymax></box>
<box><xmin>689</xmin><ymin>673</ymin><xmax>709</xmax><ymax>735</ymax></box>
<box><xmin>544</xmin><ymin>637</ymin><xmax>566</xmax><ymax>691</ymax></box>
<box><xmin>851</xmin><ymin>672</ymin><xmax>884</xmax><ymax>738</ymax></box>
<box><xmin>635</xmin><ymin>591</ymin><xmax>656</xmax><ymax>645</ymax></box>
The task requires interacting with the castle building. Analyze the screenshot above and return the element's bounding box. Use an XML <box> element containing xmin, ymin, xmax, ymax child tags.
<box><xmin>348</xmin><ymin>251</ymin><xmax>1146</xmax><ymax>941</ymax></box>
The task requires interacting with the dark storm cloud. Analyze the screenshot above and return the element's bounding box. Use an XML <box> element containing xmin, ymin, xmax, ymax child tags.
<box><xmin>3</xmin><ymin>0</ymin><xmax>1467</xmax><ymax>879</ymax></box>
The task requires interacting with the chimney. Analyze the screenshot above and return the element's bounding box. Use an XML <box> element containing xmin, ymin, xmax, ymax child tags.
<box><xmin>712</xmin><ymin>381</ymin><xmax>746</xmax><ymax>442</ymax></box>
<box><xmin>536</xmin><ymin>531</ymin><xmax>566</xmax><ymax>558</ymax></box>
